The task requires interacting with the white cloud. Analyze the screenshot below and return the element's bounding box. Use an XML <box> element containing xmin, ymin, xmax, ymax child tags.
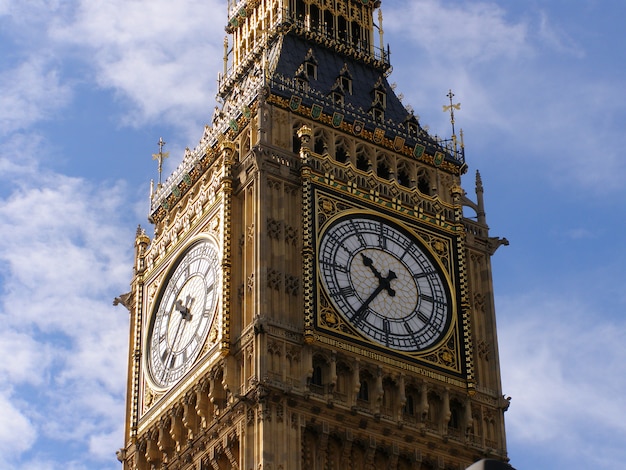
<box><xmin>0</xmin><ymin>59</ymin><xmax>71</xmax><ymax>135</ymax></box>
<box><xmin>0</xmin><ymin>331</ymin><xmax>52</xmax><ymax>385</ymax></box>
<box><xmin>50</xmin><ymin>0</ymin><xmax>225</xmax><ymax>133</ymax></box>
<box><xmin>0</xmin><ymin>390</ymin><xmax>38</xmax><ymax>460</ymax></box>
<box><xmin>498</xmin><ymin>293</ymin><xmax>626</xmax><ymax>466</ymax></box>
<box><xmin>0</xmin><ymin>141</ymin><xmax>134</xmax><ymax>466</ymax></box>
<box><xmin>2</xmin><ymin>0</ymin><xmax>225</xmax><ymax>142</ymax></box>
<box><xmin>385</xmin><ymin>0</ymin><xmax>530</xmax><ymax>64</ymax></box>
<box><xmin>89</xmin><ymin>423</ymin><xmax>126</xmax><ymax>461</ymax></box>
<box><xmin>537</xmin><ymin>10</ymin><xmax>585</xmax><ymax>58</ymax></box>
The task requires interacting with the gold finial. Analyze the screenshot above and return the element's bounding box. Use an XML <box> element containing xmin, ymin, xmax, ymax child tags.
<box><xmin>443</xmin><ymin>90</ymin><xmax>462</xmax><ymax>155</ymax></box>
<box><xmin>223</xmin><ymin>36</ymin><xmax>229</xmax><ymax>77</ymax></box>
<box><xmin>378</xmin><ymin>8</ymin><xmax>385</xmax><ymax>61</ymax></box>
<box><xmin>151</xmin><ymin>137</ymin><xmax>170</xmax><ymax>188</ymax></box>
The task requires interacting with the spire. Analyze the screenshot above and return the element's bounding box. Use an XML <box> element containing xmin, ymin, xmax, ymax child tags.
<box><xmin>223</xmin><ymin>36</ymin><xmax>229</xmax><ymax>78</ymax></box>
<box><xmin>475</xmin><ymin>170</ymin><xmax>486</xmax><ymax>225</ymax></box>
<box><xmin>378</xmin><ymin>8</ymin><xmax>385</xmax><ymax>61</ymax></box>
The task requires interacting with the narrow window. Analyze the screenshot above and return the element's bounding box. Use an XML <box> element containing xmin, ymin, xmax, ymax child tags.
<box><xmin>397</xmin><ymin>167</ymin><xmax>411</xmax><ymax>187</ymax></box>
<box><xmin>338</xmin><ymin>15</ymin><xmax>348</xmax><ymax>41</ymax></box>
<box><xmin>340</xmin><ymin>76</ymin><xmax>352</xmax><ymax>95</ymax></box>
<box><xmin>336</xmin><ymin>145</ymin><xmax>348</xmax><ymax>163</ymax></box>
<box><xmin>310</xmin><ymin>4</ymin><xmax>320</xmax><ymax>31</ymax></box>
<box><xmin>417</xmin><ymin>173</ymin><xmax>430</xmax><ymax>195</ymax></box>
<box><xmin>358</xmin><ymin>381</ymin><xmax>369</xmax><ymax>401</ymax></box>
<box><xmin>311</xmin><ymin>365</ymin><xmax>323</xmax><ymax>386</ymax></box>
<box><xmin>356</xmin><ymin>152</ymin><xmax>369</xmax><ymax>171</ymax></box>
<box><xmin>293</xmin><ymin>133</ymin><xmax>302</xmax><ymax>154</ymax></box>
<box><xmin>306</xmin><ymin>62</ymin><xmax>317</xmax><ymax>80</ymax></box>
<box><xmin>295</xmin><ymin>0</ymin><xmax>306</xmax><ymax>22</ymax></box>
<box><xmin>351</xmin><ymin>21</ymin><xmax>361</xmax><ymax>49</ymax></box>
<box><xmin>314</xmin><ymin>136</ymin><xmax>326</xmax><ymax>154</ymax></box>
<box><xmin>324</xmin><ymin>10</ymin><xmax>334</xmax><ymax>37</ymax></box>
<box><xmin>405</xmin><ymin>395</ymin><xmax>415</xmax><ymax>415</ymax></box>
<box><xmin>377</xmin><ymin>160</ymin><xmax>390</xmax><ymax>180</ymax></box>
<box><xmin>449</xmin><ymin>408</ymin><xmax>460</xmax><ymax>429</ymax></box>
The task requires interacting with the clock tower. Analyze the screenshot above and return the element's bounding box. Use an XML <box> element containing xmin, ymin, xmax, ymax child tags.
<box><xmin>119</xmin><ymin>1</ymin><xmax>511</xmax><ymax>469</ymax></box>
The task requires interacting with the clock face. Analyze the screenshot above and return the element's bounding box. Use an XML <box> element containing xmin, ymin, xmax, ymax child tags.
<box><xmin>318</xmin><ymin>214</ymin><xmax>452</xmax><ymax>352</ymax></box>
<box><xmin>147</xmin><ymin>238</ymin><xmax>220</xmax><ymax>389</ymax></box>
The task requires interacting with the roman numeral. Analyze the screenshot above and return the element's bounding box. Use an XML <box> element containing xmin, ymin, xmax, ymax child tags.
<box><xmin>332</xmin><ymin>286</ymin><xmax>355</xmax><ymax>298</ymax></box>
<box><xmin>350</xmin><ymin>308</ymin><xmax>370</xmax><ymax>328</ymax></box>
<box><xmin>414</xmin><ymin>271</ymin><xmax>435</xmax><ymax>279</ymax></box>
<box><xmin>383</xmin><ymin>318</ymin><xmax>390</xmax><ymax>347</ymax></box>
<box><xmin>378</xmin><ymin>223</ymin><xmax>387</xmax><ymax>249</ymax></box>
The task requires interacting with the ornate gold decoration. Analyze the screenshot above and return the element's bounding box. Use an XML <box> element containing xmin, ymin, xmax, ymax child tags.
<box><xmin>152</xmin><ymin>137</ymin><xmax>170</xmax><ymax>188</ymax></box>
<box><xmin>320</xmin><ymin>307</ymin><xmax>338</xmax><ymax>327</ymax></box>
<box><xmin>311</xmin><ymin>186</ymin><xmax>465</xmax><ymax>378</ymax></box>
<box><xmin>268</xmin><ymin>93</ymin><xmax>465</xmax><ymax>176</ymax></box>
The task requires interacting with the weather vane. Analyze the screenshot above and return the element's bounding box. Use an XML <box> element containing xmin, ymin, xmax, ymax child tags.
<box><xmin>152</xmin><ymin>137</ymin><xmax>170</xmax><ymax>188</ymax></box>
<box><xmin>443</xmin><ymin>90</ymin><xmax>464</xmax><ymax>157</ymax></box>
<box><xmin>443</xmin><ymin>89</ymin><xmax>460</xmax><ymax>136</ymax></box>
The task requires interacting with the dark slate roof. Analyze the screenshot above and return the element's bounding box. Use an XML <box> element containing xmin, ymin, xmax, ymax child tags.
<box><xmin>266</xmin><ymin>32</ymin><xmax>463</xmax><ymax>165</ymax></box>
<box><xmin>270</xmin><ymin>33</ymin><xmax>411</xmax><ymax>125</ymax></box>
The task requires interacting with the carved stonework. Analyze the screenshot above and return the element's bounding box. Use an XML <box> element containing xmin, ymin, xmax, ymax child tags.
<box><xmin>267</xmin><ymin>269</ymin><xmax>282</xmax><ymax>291</ymax></box>
<box><xmin>477</xmin><ymin>340</ymin><xmax>491</xmax><ymax>361</ymax></box>
<box><xmin>122</xmin><ymin>3</ymin><xmax>507</xmax><ymax>469</ymax></box>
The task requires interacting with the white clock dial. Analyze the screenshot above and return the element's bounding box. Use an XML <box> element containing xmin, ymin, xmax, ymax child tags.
<box><xmin>147</xmin><ymin>238</ymin><xmax>220</xmax><ymax>389</ymax></box>
<box><xmin>318</xmin><ymin>215</ymin><xmax>451</xmax><ymax>352</ymax></box>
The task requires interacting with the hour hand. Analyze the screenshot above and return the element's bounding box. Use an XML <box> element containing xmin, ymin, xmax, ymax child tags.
<box><xmin>361</xmin><ymin>253</ymin><xmax>396</xmax><ymax>297</ymax></box>
<box><xmin>361</xmin><ymin>253</ymin><xmax>382</xmax><ymax>279</ymax></box>
<box><xmin>175</xmin><ymin>299</ymin><xmax>192</xmax><ymax>321</ymax></box>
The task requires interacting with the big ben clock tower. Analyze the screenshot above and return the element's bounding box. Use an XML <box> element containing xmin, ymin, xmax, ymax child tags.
<box><xmin>119</xmin><ymin>1</ymin><xmax>511</xmax><ymax>469</ymax></box>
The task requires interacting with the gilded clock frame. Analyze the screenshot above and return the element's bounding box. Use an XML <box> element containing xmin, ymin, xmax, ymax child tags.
<box><xmin>143</xmin><ymin>234</ymin><xmax>223</xmax><ymax>393</ymax></box>
<box><xmin>311</xmin><ymin>185</ymin><xmax>466</xmax><ymax>377</ymax></box>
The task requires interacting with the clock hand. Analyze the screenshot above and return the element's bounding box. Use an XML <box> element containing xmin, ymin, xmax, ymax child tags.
<box><xmin>162</xmin><ymin>310</ymin><xmax>185</xmax><ymax>378</ymax></box>
<box><xmin>361</xmin><ymin>253</ymin><xmax>396</xmax><ymax>296</ymax></box>
<box><xmin>353</xmin><ymin>254</ymin><xmax>397</xmax><ymax>324</ymax></box>
<box><xmin>172</xmin><ymin>296</ymin><xmax>195</xmax><ymax>347</ymax></box>
<box><xmin>175</xmin><ymin>298</ymin><xmax>193</xmax><ymax>321</ymax></box>
<box><xmin>353</xmin><ymin>283</ymin><xmax>386</xmax><ymax>323</ymax></box>
<box><xmin>163</xmin><ymin>296</ymin><xmax>196</xmax><ymax>377</ymax></box>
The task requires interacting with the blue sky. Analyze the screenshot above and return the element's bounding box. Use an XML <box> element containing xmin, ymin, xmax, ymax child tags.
<box><xmin>1</xmin><ymin>1</ymin><xmax>625</xmax><ymax>469</ymax></box>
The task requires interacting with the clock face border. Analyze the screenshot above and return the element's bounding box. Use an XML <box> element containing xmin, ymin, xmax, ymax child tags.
<box><xmin>311</xmin><ymin>187</ymin><xmax>464</xmax><ymax>374</ymax></box>
<box><xmin>317</xmin><ymin>212</ymin><xmax>453</xmax><ymax>352</ymax></box>
<box><xmin>144</xmin><ymin>235</ymin><xmax>221</xmax><ymax>391</ymax></box>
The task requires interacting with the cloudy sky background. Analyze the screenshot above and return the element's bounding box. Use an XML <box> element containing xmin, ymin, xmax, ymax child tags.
<box><xmin>1</xmin><ymin>1</ymin><xmax>624</xmax><ymax>469</ymax></box>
